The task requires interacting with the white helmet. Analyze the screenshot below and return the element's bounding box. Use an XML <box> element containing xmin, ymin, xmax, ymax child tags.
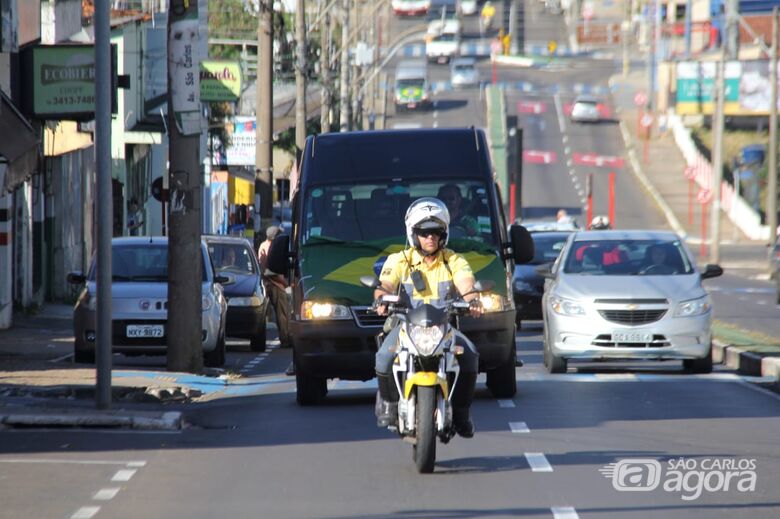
<box><xmin>589</xmin><ymin>215</ymin><xmax>611</xmax><ymax>230</ymax></box>
<box><xmin>404</xmin><ymin>197</ymin><xmax>450</xmax><ymax>251</ymax></box>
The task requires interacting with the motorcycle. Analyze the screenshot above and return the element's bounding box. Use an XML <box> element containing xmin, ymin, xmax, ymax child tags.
<box><xmin>360</xmin><ymin>275</ymin><xmax>494</xmax><ymax>473</ymax></box>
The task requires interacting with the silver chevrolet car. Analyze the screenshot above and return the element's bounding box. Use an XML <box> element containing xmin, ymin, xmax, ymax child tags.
<box><xmin>539</xmin><ymin>230</ymin><xmax>723</xmax><ymax>374</ymax></box>
<box><xmin>68</xmin><ymin>237</ymin><xmax>229</xmax><ymax>367</ymax></box>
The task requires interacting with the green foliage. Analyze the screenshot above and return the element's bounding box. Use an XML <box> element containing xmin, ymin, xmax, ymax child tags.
<box><xmin>208</xmin><ymin>0</ymin><xmax>258</xmax><ymax>59</ymax></box>
<box><xmin>274</xmin><ymin>120</ymin><xmax>322</xmax><ymax>155</ymax></box>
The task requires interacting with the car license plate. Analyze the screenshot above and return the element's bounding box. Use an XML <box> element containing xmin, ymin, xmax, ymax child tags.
<box><xmin>127</xmin><ymin>325</ymin><xmax>164</xmax><ymax>338</ymax></box>
<box><xmin>612</xmin><ymin>331</ymin><xmax>653</xmax><ymax>343</ymax></box>
<box><xmin>407</xmin><ymin>102</ymin><xmax>417</xmax><ymax>109</ymax></box>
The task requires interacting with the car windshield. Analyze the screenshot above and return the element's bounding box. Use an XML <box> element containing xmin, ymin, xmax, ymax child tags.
<box><xmin>454</xmin><ymin>64</ymin><xmax>474</xmax><ymax>72</ymax></box>
<box><xmin>530</xmin><ymin>234</ymin><xmax>570</xmax><ymax>265</ymax></box>
<box><xmin>562</xmin><ymin>239</ymin><xmax>694</xmax><ymax>275</ymax></box>
<box><xmin>575</xmin><ymin>100</ymin><xmax>598</xmax><ymax>107</ymax></box>
<box><xmin>433</xmin><ymin>33</ymin><xmax>457</xmax><ymax>42</ymax></box>
<box><xmin>209</xmin><ymin>243</ymin><xmax>257</xmax><ymax>274</ymax></box>
<box><xmin>88</xmin><ymin>243</ymin><xmax>207</xmax><ymax>282</ymax></box>
<box><xmin>302</xmin><ymin>180</ymin><xmax>496</xmax><ymax>252</ymax></box>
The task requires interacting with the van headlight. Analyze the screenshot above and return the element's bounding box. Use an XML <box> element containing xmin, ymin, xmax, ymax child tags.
<box><xmin>550</xmin><ymin>295</ymin><xmax>585</xmax><ymax>317</ymax></box>
<box><xmin>479</xmin><ymin>293</ymin><xmax>505</xmax><ymax>312</ymax></box>
<box><xmin>674</xmin><ymin>296</ymin><xmax>711</xmax><ymax>317</ymax></box>
<box><xmin>409</xmin><ymin>325</ymin><xmax>444</xmax><ymax>356</ymax></box>
<box><xmin>301</xmin><ymin>301</ymin><xmax>352</xmax><ymax>320</ymax></box>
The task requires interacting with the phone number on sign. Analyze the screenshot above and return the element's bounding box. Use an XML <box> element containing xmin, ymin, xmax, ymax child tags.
<box><xmin>47</xmin><ymin>95</ymin><xmax>94</xmax><ymax>106</ymax></box>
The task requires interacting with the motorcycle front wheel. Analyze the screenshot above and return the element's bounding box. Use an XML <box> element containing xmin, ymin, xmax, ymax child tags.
<box><xmin>413</xmin><ymin>385</ymin><xmax>437</xmax><ymax>473</ymax></box>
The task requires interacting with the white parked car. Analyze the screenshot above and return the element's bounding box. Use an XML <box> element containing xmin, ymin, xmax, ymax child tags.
<box><xmin>539</xmin><ymin>230</ymin><xmax>723</xmax><ymax>374</ymax></box>
<box><xmin>458</xmin><ymin>0</ymin><xmax>478</xmax><ymax>15</ymax></box>
<box><xmin>570</xmin><ymin>95</ymin><xmax>601</xmax><ymax>123</ymax></box>
<box><xmin>69</xmin><ymin>237</ymin><xmax>229</xmax><ymax>367</ymax></box>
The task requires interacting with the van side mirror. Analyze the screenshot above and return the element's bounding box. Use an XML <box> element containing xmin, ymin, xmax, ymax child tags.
<box><xmin>701</xmin><ymin>264</ymin><xmax>723</xmax><ymax>280</ymax></box>
<box><xmin>214</xmin><ymin>274</ymin><xmax>235</xmax><ymax>286</ymax></box>
<box><xmin>67</xmin><ymin>272</ymin><xmax>86</xmax><ymax>285</ymax></box>
<box><xmin>267</xmin><ymin>234</ymin><xmax>291</xmax><ymax>276</ymax></box>
<box><xmin>509</xmin><ymin>225</ymin><xmax>535</xmax><ymax>264</ymax></box>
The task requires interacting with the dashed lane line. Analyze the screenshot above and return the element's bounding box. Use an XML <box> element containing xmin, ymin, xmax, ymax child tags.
<box><xmin>0</xmin><ymin>459</ymin><xmax>146</xmax><ymax>466</ymax></box>
<box><xmin>498</xmin><ymin>399</ymin><xmax>516</xmax><ymax>408</ymax></box>
<box><xmin>525</xmin><ymin>452</ymin><xmax>553</xmax><ymax>472</ymax></box>
<box><xmin>93</xmin><ymin>488</ymin><xmax>120</xmax><ymax>501</ymax></box>
<box><xmin>71</xmin><ymin>506</ymin><xmax>100</xmax><ymax>519</ymax></box>
<box><xmin>551</xmin><ymin>507</ymin><xmax>580</xmax><ymax>519</ymax></box>
<box><xmin>510</xmin><ymin>421</ymin><xmax>530</xmax><ymax>433</ymax></box>
<box><xmin>111</xmin><ymin>469</ymin><xmax>137</xmax><ymax>482</ymax></box>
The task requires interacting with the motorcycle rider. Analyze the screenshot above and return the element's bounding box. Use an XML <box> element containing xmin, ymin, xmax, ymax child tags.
<box><xmin>374</xmin><ymin>197</ymin><xmax>483</xmax><ymax>438</ymax></box>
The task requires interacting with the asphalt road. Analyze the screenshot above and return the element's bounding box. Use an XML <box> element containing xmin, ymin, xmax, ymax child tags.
<box><xmin>1</xmin><ymin>2</ymin><xmax>779</xmax><ymax>518</ymax></box>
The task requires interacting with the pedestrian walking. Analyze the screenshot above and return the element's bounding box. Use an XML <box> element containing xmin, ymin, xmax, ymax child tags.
<box><xmin>258</xmin><ymin>226</ymin><xmax>292</xmax><ymax>353</ymax></box>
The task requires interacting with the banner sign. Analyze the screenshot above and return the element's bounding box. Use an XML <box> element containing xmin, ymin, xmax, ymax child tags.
<box><xmin>676</xmin><ymin>60</ymin><xmax>779</xmax><ymax>115</ymax></box>
<box><xmin>32</xmin><ymin>45</ymin><xmax>96</xmax><ymax>117</ymax></box>
<box><xmin>200</xmin><ymin>60</ymin><xmax>242</xmax><ymax>101</ymax></box>
<box><xmin>212</xmin><ymin>116</ymin><xmax>256</xmax><ymax>166</ymax></box>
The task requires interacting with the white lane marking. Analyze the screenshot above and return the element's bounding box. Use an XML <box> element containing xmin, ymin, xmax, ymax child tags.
<box><xmin>581</xmin><ymin>198</ymin><xmax>588</xmax><ymax>204</ymax></box>
<box><xmin>562</xmin><ymin>135</ymin><xmax>568</xmax><ymax>143</ymax></box>
<box><xmin>757</xmin><ymin>300</ymin><xmax>767</xmax><ymax>305</ymax></box>
<box><xmin>573</xmin><ymin>181</ymin><xmax>581</xmax><ymax>189</ymax></box>
<box><xmin>0</xmin><ymin>428</ymin><xmax>182</xmax><ymax>435</ymax></box>
<box><xmin>0</xmin><ymin>459</ymin><xmax>146</xmax><ymax>466</ymax></box>
<box><xmin>551</xmin><ymin>507</ymin><xmax>580</xmax><ymax>519</ymax></box>
<box><xmin>566</xmin><ymin>159</ymin><xmax>573</xmax><ymax>167</ymax></box>
<box><xmin>578</xmin><ymin>189</ymin><xmax>585</xmax><ymax>196</ymax></box>
<box><xmin>564</xmin><ymin>146</ymin><xmax>571</xmax><ymax>154</ymax></box>
<box><xmin>433</xmin><ymin>121</ymin><xmax>439</xmax><ymax>128</ymax></box>
<box><xmin>93</xmin><ymin>488</ymin><xmax>120</xmax><ymax>501</ymax></box>
<box><xmin>391</xmin><ymin>122</ymin><xmax>422</xmax><ymax>129</ymax></box>
<box><xmin>736</xmin><ymin>379</ymin><xmax>780</xmax><ymax>403</ymax></box>
<box><xmin>49</xmin><ymin>353</ymin><xmax>74</xmax><ymax>363</ymax></box>
<box><xmin>498</xmin><ymin>399</ymin><xmax>516</xmax><ymax>408</ymax></box>
<box><xmin>71</xmin><ymin>506</ymin><xmax>100</xmax><ymax>519</ymax></box>
<box><xmin>594</xmin><ymin>373</ymin><xmax>638</xmax><ymax>381</ymax></box>
<box><xmin>111</xmin><ymin>469</ymin><xmax>137</xmax><ymax>482</ymax></box>
<box><xmin>510</xmin><ymin>421</ymin><xmax>530</xmax><ymax>433</ymax></box>
<box><xmin>554</xmin><ymin>93</ymin><xmax>566</xmax><ymax>133</ymax></box>
<box><xmin>433</xmin><ymin>110</ymin><xmax>438</xmax><ymax>119</ymax></box>
<box><xmin>525</xmin><ymin>452</ymin><xmax>553</xmax><ymax>472</ymax></box>
<box><xmin>568</xmin><ymin>170</ymin><xmax>575</xmax><ymax>176</ymax></box>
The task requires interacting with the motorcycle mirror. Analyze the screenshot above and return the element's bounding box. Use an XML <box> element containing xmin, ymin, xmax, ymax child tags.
<box><xmin>360</xmin><ymin>275</ymin><xmax>381</xmax><ymax>289</ymax></box>
<box><xmin>471</xmin><ymin>279</ymin><xmax>495</xmax><ymax>293</ymax></box>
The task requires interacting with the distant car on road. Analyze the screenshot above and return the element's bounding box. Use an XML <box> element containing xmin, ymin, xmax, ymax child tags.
<box><xmin>539</xmin><ymin>230</ymin><xmax>723</xmax><ymax>374</ymax></box>
<box><xmin>570</xmin><ymin>95</ymin><xmax>601</xmax><ymax>123</ymax></box>
<box><xmin>458</xmin><ymin>0</ymin><xmax>478</xmax><ymax>15</ymax></box>
<box><xmin>392</xmin><ymin>0</ymin><xmax>431</xmax><ymax>16</ymax></box>
<box><xmin>204</xmin><ymin>235</ymin><xmax>269</xmax><ymax>352</ymax></box>
<box><xmin>68</xmin><ymin>237</ymin><xmax>229</xmax><ymax>366</ymax></box>
<box><xmin>450</xmin><ymin>57</ymin><xmax>479</xmax><ymax>88</ymax></box>
<box><xmin>513</xmin><ymin>230</ymin><xmax>572</xmax><ymax>327</ymax></box>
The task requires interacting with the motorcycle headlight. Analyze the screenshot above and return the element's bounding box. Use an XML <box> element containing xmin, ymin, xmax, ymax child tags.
<box><xmin>479</xmin><ymin>293</ymin><xmax>505</xmax><ymax>312</ymax></box>
<box><xmin>202</xmin><ymin>295</ymin><xmax>214</xmax><ymax>311</ymax></box>
<box><xmin>408</xmin><ymin>324</ymin><xmax>444</xmax><ymax>356</ymax></box>
<box><xmin>674</xmin><ymin>295</ymin><xmax>711</xmax><ymax>317</ymax></box>
<box><xmin>228</xmin><ymin>296</ymin><xmax>262</xmax><ymax>307</ymax></box>
<box><xmin>301</xmin><ymin>301</ymin><xmax>352</xmax><ymax>320</ymax></box>
<box><xmin>550</xmin><ymin>295</ymin><xmax>585</xmax><ymax>317</ymax></box>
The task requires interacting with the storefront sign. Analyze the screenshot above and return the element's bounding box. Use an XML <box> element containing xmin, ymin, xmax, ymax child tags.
<box><xmin>201</xmin><ymin>60</ymin><xmax>242</xmax><ymax>101</ymax></box>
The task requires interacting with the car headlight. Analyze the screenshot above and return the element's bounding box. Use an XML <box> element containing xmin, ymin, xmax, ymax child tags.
<box><xmin>202</xmin><ymin>295</ymin><xmax>214</xmax><ymax>311</ymax></box>
<box><xmin>550</xmin><ymin>295</ymin><xmax>586</xmax><ymax>317</ymax></box>
<box><xmin>228</xmin><ymin>296</ymin><xmax>263</xmax><ymax>307</ymax></box>
<box><xmin>479</xmin><ymin>293</ymin><xmax>505</xmax><ymax>312</ymax></box>
<box><xmin>408</xmin><ymin>324</ymin><xmax>444</xmax><ymax>356</ymax></box>
<box><xmin>673</xmin><ymin>295</ymin><xmax>711</xmax><ymax>317</ymax></box>
<box><xmin>83</xmin><ymin>291</ymin><xmax>97</xmax><ymax>311</ymax></box>
<box><xmin>513</xmin><ymin>280</ymin><xmax>534</xmax><ymax>293</ymax></box>
<box><xmin>301</xmin><ymin>301</ymin><xmax>352</xmax><ymax>320</ymax></box>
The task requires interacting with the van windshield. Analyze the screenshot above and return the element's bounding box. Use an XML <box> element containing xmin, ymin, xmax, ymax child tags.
<box><xmin>302</xmin><ymin>181</ymin><xmax>496</xmax><ymax>251</ymax></box>
<box><xmin>396</xmin><ymin>78</ymin><xmax>425</xmax><ymax>88</ymax></box>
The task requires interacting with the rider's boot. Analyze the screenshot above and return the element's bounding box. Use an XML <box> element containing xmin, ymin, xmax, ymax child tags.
<box><xmin>451</xmin><ymin>372</ymin><xmax>477</xmax><ymax>438</ymax></box>
<box><xmin>376</xmin><ymin>372</ymin><xmax>398</xmax><ymax>428</ymax></box>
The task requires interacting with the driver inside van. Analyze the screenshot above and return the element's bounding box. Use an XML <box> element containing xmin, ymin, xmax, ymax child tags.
<box><xmin>437</xmin><ymin>184</ymin><xmax>478</xmax><ymax>238</ymax></box>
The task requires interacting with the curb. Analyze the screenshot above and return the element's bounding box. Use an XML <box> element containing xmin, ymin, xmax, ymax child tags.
<box><xmin>608</xmin><ymin>76</ymin><xmax>687</xmax><ymax>240</ymax></box>
<box><xmin>713</xmin><ymin>339</ymin><xmax>780</xmax><ymax>383</ymax></box>
<box><xmin>0</xmin><ymin>410</ymin><xmax>182</xmax><ymax>430</ymax></box>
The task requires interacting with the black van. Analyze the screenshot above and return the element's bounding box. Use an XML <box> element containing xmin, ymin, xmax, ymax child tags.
<box><xmin>269</xmin><ymin>128</ymin><xmax>533</xmax><ymax>405</ymax></box>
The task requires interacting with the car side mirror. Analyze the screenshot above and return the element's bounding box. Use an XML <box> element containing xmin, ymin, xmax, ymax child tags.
<box><xmin>701</xmin><ymin>264</ymin><xmax>723</xmax><ymax>280</ymax></box>
<box><xmin>67</xmin><ymin>272</ymin><xmax>86</xmax><ymax>285</ymax></box>
<box><xmin>535</xmin><ymin>263</ymin><xmax>554</xmax><ymax>279</ymax></box>
<box><xmin>214</xmin><ymin>274</ymin><xmax>235</xmax><ymax>286</ymax></box>
<box><xmin>267</xmin><ymin>234</ymin><xmax>291</xmax><ymax>276</ymax></box>
<box><xmin>509</xmin><ymin>224</ymin><xmax>535</xmax><ymax>264</ymax></box>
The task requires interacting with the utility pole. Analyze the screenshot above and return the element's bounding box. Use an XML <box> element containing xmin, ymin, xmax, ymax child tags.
<box><xmin>352</xmin><ymin>1</ymin><xmax>362</xmax><ymax>130</ymax></box>
<box><xmin>256</xmin><ymin>1</ymin><xmax>274</xmax><ymax>239</ymax></box>
<box><xmin>94</xmin><ymin>0</ymin><xmax>111</xmax><ymax>407</ymax></box>
<box><xmin>320</xmin><ymin>10</ymin><xmax>331</xmax><ymax>133</ymax></box>
<box><xmin>167</xmin><ymin>0</ymin><xmax>204</xmax><ymax>373</ymax></box>
<box><xmin>768</xmin><ymin>8</ymin><xmax>779</xmax><ymax>272</ymax></box>
<box><xmin>726</xmin><ymin>0</ymin><xmax>739</xmax><ymax>59</ymax></box>
<box><xmin>339</xmin><ymin>0</ymin><xmax>351</xmax><ymax>131</ymax></box>
<box><xmin>295</xmin><ymin>0</ymin><xmax>307</xmax><ymax>153</ymax></box>
<box><xmin>622</xmin><ymin>0</ymin><xmax>630</xmax><ymax>76</ymax></box>
<box><xmin>710</xmin><ymin>50</ymin><xmax>726</xmax><ymax>264</ymax></box>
